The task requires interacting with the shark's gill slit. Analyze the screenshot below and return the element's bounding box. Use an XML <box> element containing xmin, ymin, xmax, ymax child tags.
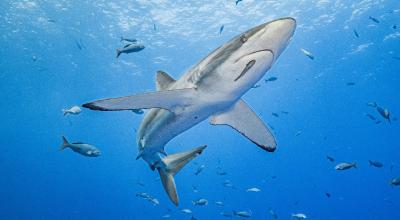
<box><xmin>234</xmin><ymin>49</ymin><xmax>274</xmax><ymax>63</ymax></box>
<box><xmin>234</xmin><ymin>60</ymin><xmax>256</xmax><ymax>81</ymax></box>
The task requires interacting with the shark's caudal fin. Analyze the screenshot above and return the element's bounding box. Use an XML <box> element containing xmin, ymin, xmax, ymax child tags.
<box><xmin>60</xmin><ymin>136</ymin><xmax>69</xmax><ymax>151</ymax></box>
<box><xmin>210</xmin><ymin>99</ymin><xmax>276</xmax><ymax>152</ymax></box>
<box><xmin>82</xmin><ymin>88</ymin><xmax>195</xmax><ymax>112</ymax></box>
<box><xmin>158</xmin><ymin>145</ymin><xmax>207</xmax><ymax>206</ymax></box>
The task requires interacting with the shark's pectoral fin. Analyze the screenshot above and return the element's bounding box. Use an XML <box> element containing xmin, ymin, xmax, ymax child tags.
<box><xmin>210</xmin><ymin>99</ymin><xmax>276</xmax><ymax>152</ymax></box>
<box><xmin>82</xmin><ymin>88</ymin><xmax>195</xmax><ymax>112</ymax></box>
<box><xmin>156</xmin><ymin>70</ymin><xmax>176</xmax><ymax>91</ymax></box>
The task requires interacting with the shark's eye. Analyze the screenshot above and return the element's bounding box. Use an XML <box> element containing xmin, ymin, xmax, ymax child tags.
<box><xmin>240</xmin><ymin>35</ymin><xmax>247</xmax><ymax>43</ymax></box>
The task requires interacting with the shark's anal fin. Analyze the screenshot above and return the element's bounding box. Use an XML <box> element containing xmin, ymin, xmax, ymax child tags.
<box><xmin>210</xmin><ymin>99</ymin><xmax>276</xmax><ymax>152</ymax></box>
<box><xmin>82</xmin><ymin>88</ymin><xmax>195</xmax><ymax>112</ymax></box>
<box><xmin>158</xmin><ymin>145</ymin><xmax>206</xmax><ymax>206</ymax></box>
<box><xmin>156</xmin><ymin>71</ymin><xmax>176</xmax><ymax>91</ymax></box>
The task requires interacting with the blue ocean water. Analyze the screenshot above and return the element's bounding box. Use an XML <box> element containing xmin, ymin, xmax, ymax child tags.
<box><xmin>1</xmin><ymin>0</ymin><xmax>399</xmax><ymax>219</ymax></box>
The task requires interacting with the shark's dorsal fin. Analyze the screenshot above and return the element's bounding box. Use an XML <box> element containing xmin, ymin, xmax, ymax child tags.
<box><xmin>156</xmin><ymin>70</ymin><xmax>176</xmax><ymax>91</ymax></box>
<box><xmin>210</xmin><ymin>99</ymin><xmax>276</xmax><ymax>152</ymax></box>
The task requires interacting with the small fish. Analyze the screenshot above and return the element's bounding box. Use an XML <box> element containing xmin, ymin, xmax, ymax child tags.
<box><xmin>246</xmin><ymin>187</ymin><xmax>261</xmax><ymax>192</ymax></box>
<box><xmin>60</xmin><ymin>136</ymin><xmax>101</xmax><ymax>157</ymax></box>
<box><xmin>325</xmin><ymin>192</ymin><xmax>331</xmax><ymax>198</ymax></box>
<box><xmin>390</xmin><ymin>177</ymin><xmax>400</xmax><ymax>186</ymax></box>
<box><xmin>268</xmin><ymin>208</ymin><xmax>278</xmax><ymax>219</ymax></box>
<box><xmin>219</xmin><ymin>25</ymin><xmax>224</xmax><ymax>35</ymax></box>
<box><xmin>161</xmin><ymin>214</ymin><xmax>171</xmax><ymax>219</ymax></box>
<box><xmin>335</xmin><ymin>162</ymin><xmax>357</xmax><ymax>171</ymax></box>
<box><xmin>181</xmin><ymin>209</ymin><xmax>192</xmax><ymax>214</ymax></box>
<box><xmin>62</xmin><ymin>105</ymin><xmax>82</xmax><ymax>116</ymax></box>
<box><xmin>217</xmin><ymin>170</ymin><xmax>227</xmax><ymax>176</ymax></box>
<box><xmin>272</xmin><ymin>113</ymin><xmax>279</xmax><ymax>117</ymax></box>
<box><xmin>132</xmin><ymin>109</ymin><xmax>144</xmax><ymax>114</ymax></box>
<box><xmin>353</xmin><ymin>29</ymin><xmax>359</xmax><ymax>38</ymax></box>
<box><xmin>393</xmin><ymin>25</ymin><xmax>397</xmax><ymax>29</ymax></box>
<box><xmin>235</xmin><ymin>0</ymin><xmax>243</xmax><ymax>5</ymax></box>
<box><xmin>136</xmin><ymin>192</ymin><xmax>159</xmax><ymax>205</ymax></box>
<box><xmin>393</xmin><ymin>56</ymin><xmax>400</xmax><ymax>60</ymax></box>
<box><xmin>192</xmin><ymin>198</ymin><xmax>208</xmax><ymax>206</ymax></box>
<box><xmin>346</xmin><ymin>82</ymin><xmax>355</xmax><ymax>86</ymax></box>
<box><xmin>47</xmin><ymin>19</ymin><xmax>56</xmax><ymax>23</ymax></box>
<box><xmin>368</xmin><ymin>16</ymin><xmax>380</xmax><ymax>23</ymax></box>
<box><xmin>390</xmin><ymin>164</ymin><xmax>394</xmax><ymax>172</ymax></box>
<box><xmin>215</xmin><ymin>201</ymin><xmax>225</xmax><ymax>207</ymax></box>
<box><xmin>136</xmin><ymin>192</ymin><xmax>149</xmax><ymax>199</ymax></box>
<box><xmin>252</xmin><ymin>84</ymin><xmax>260</xmax><ymax>89</ymax></box>
<box><xmin>31</xmin><ymin>55</ymin><xmax>37</xmax><ymax>61</ymax></box>
<box><xmin>300</xmin><ymin>48</ymin><xmax>314</xmax><ymax>60</ymax></box>
<box><xmin>234</xmin><ymin>211</ymin><xmax>252</xmax><ymax>218</ymax></box>
<box><xmin>223</xmin><ymin>180</ymin><xmax>234</xmax><ymax>188</ymax></box>
<box><xmin>291</xmin><ymin>213</ymin><xmax>307</xmax><ymax>219</ymax></box>
<box><xmin>75</xmin><ymin>39</ymin><xmax>83</xmax><ymax>50</ymax></box>
<box><xmin>376</xmin><ymin>106</ymin><xmax>391</xmax><ymax>122</ymax></box>
<box><xmin>150</xmin><ymin>198</ymin><xmax>160</xmax><ymax>205</ymax></box>
<box><xmin>265</xmin><ymin>76</ymin><xmax>278</xmax><ymax>82</ymax></box>
<box><xmin>295</xmin><ymin>130</ymin><xmax>302</xmax><ymax>136</ymax></box>
<box><xmin>366</xmin><ymin>102</ymin><xmax>377</xmax><ymax>108</ymax></box>
<box><xmin>191</xmin><ymin>216</ymin><xmax>198</xmax><ymax>220</ymax></box>
<box><xmin>195</xmin><ymin>164</ymin><xmax>205</xmax><ymax>175</ymax></box>
<box><xmin>375</xmin><ymin>120</ymin><xmax>382</xmax><ymax>124</ymax></box>
<box><xmin>137</xmin><ymin>181</ymin><xmax>145</xmax><ymax>187</ymax></box>
<box><xmin>326</xmin><ymin>155</ymin><xmax>335</xmax><ymax>162</ymax></box>
<box><xmin>281</xmin><ymin>111</ymin><xmax>289</xmax><ymax>114</ymax></box>
<box><xmin>153</xmin><ymin>23</ymin><xmax>157</xmax><ymax>31</ymax></box>
<box><xmin>369</xmin><ymin>160</ymin><xmax>383</xmax><ymax>168</ymax></box>
<box><xmin>116</xmin><ymin>44</ymin><xmax>145</xmax><ymax>58</ymax></box>
<box><xmin>120</xmin><ymin>37</ymin><xmax>137</xmax><ymax>43</ymax></box>
<box><xmin>365</xmin><ymin>113</ymin><xmax>376</xmax><ymax>121</ymax></box>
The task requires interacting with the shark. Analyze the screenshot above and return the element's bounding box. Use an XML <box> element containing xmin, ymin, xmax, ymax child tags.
<box><xmin>83</xmin><ymin>17</ymin><xmax>296</xmax><ymax>205</ymax></box>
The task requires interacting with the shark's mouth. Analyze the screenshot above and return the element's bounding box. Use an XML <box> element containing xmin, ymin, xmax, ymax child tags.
<box><xmin>234</xmin><ymin>48</ymin><xmax>275</xmax><ymax>63</ymax></box>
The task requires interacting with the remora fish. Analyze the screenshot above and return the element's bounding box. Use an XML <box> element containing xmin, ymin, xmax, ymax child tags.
<box><xmin>116</xmin><ymin>43</ymin><xmax>145</xmax><ymax>58</ymax></box>
<box><xmin>83</xmin><ymin>17</ymin><xmax>296</xmax><ymax>205</ymax></box>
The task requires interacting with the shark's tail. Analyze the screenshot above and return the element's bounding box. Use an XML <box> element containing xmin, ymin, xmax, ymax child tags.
<box><xmin>60</xmin><ymin>136</ymin><xmax>70</xmax><ymax>151</ymax></box>
<box><xmin>157</xmin><ymin>145</ymin><xmax>206</xmax><ymax>206</ymax></box>
<box><xmin>116</xmin><ymin>49</ymin><xmax>121</xmax><ymax>58</ymax></box>
<box><xmin>62</xmin><ymin>109</ymin><xmax>68</xmax><ymax>116</ymax></box>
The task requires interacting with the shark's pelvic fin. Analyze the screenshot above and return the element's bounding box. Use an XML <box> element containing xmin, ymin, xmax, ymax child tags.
<box><xmin>158</xmin><ymin>145</ymin><xmax>207</xmax><ymax>206</ymax></box>
<box><xmin>156</xmin><ymin>70</ymin><xmax>176</xmax><ymax>91</ymax></box>
<box><xmin>210</xmin><ymin>99</ymin><xmax>276</xmax><ymax>152</ymax></box>
<box><xmin>82</xmin><ymin>88</ymin><xmax>195</xmax><ymax>112</ymax></box>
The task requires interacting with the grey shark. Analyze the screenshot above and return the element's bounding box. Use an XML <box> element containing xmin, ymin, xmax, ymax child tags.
<box><xmin>83</xmin><ymin>17</ymin><xmax>296</xmax><ymax>205</ymax></box>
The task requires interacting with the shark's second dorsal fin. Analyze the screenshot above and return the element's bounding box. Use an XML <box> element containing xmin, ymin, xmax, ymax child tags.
<box><xmin>156</xmin><ymin>70</ymin><xmax>176</xmax><ymax>91</ymax></box>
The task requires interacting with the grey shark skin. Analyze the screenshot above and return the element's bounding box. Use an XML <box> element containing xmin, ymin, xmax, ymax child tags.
<box><xmin>83</xmin><ymin>17</ymin><xmax>296</xmax><ymax>205</ymax></box>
